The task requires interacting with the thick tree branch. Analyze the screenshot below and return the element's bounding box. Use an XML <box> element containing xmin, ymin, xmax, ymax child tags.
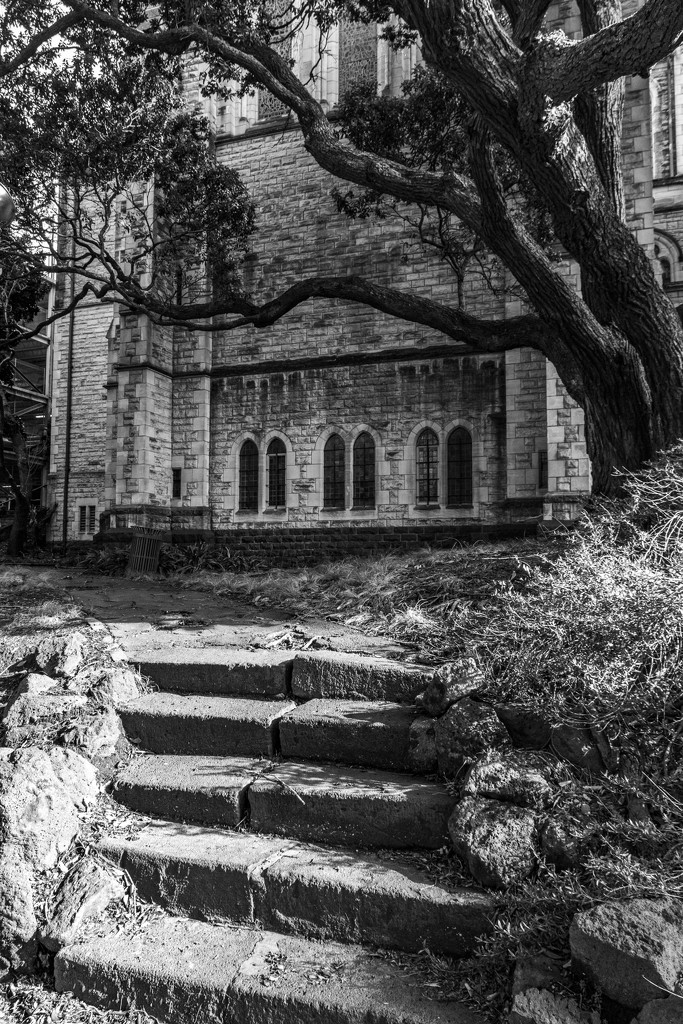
<box><xmin>540</xmin><ymin>0</ymin><xmax>683</xmax><ymax>104</ymax></box>
<box><xmin>119</xmin><ymin>273</ymin><xmax>555</xmax><ymax>354</ymax></box>
<box><xmin>0</xmin><ymin>10</ymin><xmax>86</xmax><ymax>77</ymax></box>
<box><xmin>515</xmin><ymin>0</ymin><xmax>553</xmax><ymax>49</ymax></box>
<box><xmin>63</xmin><ymin>0</ymin><xmax>485</xmax><ymax>232</ymax></box>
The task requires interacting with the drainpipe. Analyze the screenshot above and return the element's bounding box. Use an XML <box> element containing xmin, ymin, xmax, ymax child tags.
<box><xmin>61</xmin><ymin>225</ymin><xmax>77</xmax><ymax>551</ymax></box>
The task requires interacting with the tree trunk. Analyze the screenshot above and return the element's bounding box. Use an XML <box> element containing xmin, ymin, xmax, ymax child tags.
<box><xmin>7</xmin><ymin>490</ymin><xmax>29</xmax><ymax>558</ymax></box>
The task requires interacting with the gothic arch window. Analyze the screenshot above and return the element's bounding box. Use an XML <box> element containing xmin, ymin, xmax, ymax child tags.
<box><xmin>292</xmin><ymin>18</ymin><xmax>339</xmax><ymax>109</ymax></box>
<box><xmin>654</xmin><ymin>231</ymin><xmax>683</xmax><ymax>288</ymax></box>
<box><xmin>238</xmin><ymin>440</ymin><xmax>259</xmax><ymax>511</ymax></box>
<box><xmin>416</xmin><ymin>428</ymin><xmax>439</xmax><ymax>505</ymax></box>
<box><xmin>447</xmin><ymin>427</ymin><xmax>473</xmax><ymax>506</ymax></box>
<box><xmin>217</xmin><ymin>85</ymin><xmax>259</xmax><ymax>136</ymax></box>
<box><xmin>377</xmin><ymin>16</ymin><xmax>421</xmax><ymax>98</ymax></box>
<box><xmin>323</xmin><ymin>434</ymin><xmax>345</xmax><ymax>508</ymax></box>
<box><xmin>353</xmin><ymin>432</ymin><xmax>375</xmax><ymax>508</ymax></box>
<box><xmin>267</xmin><ymin>438</ymin><xmax>287</xmax><ymax>508</ymax></box>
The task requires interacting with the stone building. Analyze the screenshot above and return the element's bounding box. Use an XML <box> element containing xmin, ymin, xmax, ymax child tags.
<box><xmin>45</xmin><ymin>6</ymin><xmax>683</xmax><ymax>563</ymax></box>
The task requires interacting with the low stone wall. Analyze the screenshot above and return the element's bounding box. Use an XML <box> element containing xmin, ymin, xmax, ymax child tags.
<box><xmin>97</xmin><ymin>520</ymin><xmax>538</xmax><ymax>567</ymax></box>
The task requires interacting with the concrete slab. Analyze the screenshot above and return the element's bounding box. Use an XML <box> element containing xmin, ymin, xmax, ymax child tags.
<box><xmin>291</xmin><ymin>651</ymin><xmax>427</xmax><ymax>703</ymax></box>
<box><xmin>55</xmin><ymin>915</ymin><xmax>482</xmax><ymax>1024</ymax></box>
<box><xmin>249</xmin><ymin>762</ymin><xmax>455</xmax><ymax>850</ymax></box>
<box><xmin>113</xmin><ymin>754</ymin><xmax>264</xmax><ymax>826</ymax></box>
<box><xmin>118</xmin><ymin>694</ymin><xmax>296</xmax><ymax>757</ymax></box>
<box><xmin>100</xmin><ymin>821</ymin><xmax>493</xmax><ymax>957</ymax></box>
<box><xmin>129</xmin><ymin>649</ymin><xmax>294</xmax><ymax>696</ymax></box>
<box><xmin>279</xmin><ymin>699</ymin><xmax>420</xmax><ymax>771</ymax></box>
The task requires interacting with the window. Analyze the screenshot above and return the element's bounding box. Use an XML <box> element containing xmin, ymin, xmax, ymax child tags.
<box><xmin>538</xmin><ymin>450</ymin><xmax>548</xmax><ymax>490</ymax></box>
<box><xmin>323</xmin><ymin>434</ymin><xmax>345</xmax><ymax>509</ymax></box>
<box><xmin>172</xmin><ymin>468</ymin><xmax>182</xmax><ymax>499</ymax></box>
<box><xmin>79</xmin><ymin>505</ymin><xmax>97</xmax><ymax>533</ymax></box>
<box><xmin>416</xmin><ymin>428</ymin><xmax>439</xmax><ymax>505</ymax></box>
<box><xmin>447</xmin><ymin>428</ymin><xmax>473</xmax><ymax>506</ymax></box>
<box><xmin>267</xmin><ymin>438</ymin><xmax>286</xmax><ymax>507</ymax></box>
<box><xmin>353</xmin><ymin>432</ymin><xmax>375</xmax><ymax>508</ymax></box>
<box><xmin>239</xmin><ymin>440</ymin><xmax>259</xmax><ymax>510</ymax></box>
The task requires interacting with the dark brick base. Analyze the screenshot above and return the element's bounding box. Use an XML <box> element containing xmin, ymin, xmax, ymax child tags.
<box><xmin>98</xmin><ymin>520</ymin><xmax>538</xmax><ymax>568</ymax></box>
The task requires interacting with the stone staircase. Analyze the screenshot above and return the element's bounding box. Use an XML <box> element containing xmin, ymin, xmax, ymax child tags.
<box><xmin>54</xmin><ymin>649</ymin><xmax>493</xmax><ymax>1024</ymax></box>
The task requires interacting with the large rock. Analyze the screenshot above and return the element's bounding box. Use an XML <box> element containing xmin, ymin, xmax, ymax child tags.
<box><xmin>65</xmin><ymin>707</ymin><xmax>124</xmax><ymax>760</ymax></box>
<box><xmin>94</xmin><ymin>666</ymin><xmax>142</xmax><ymax>706</ymax></box>
<box><xmin>415</xmin><ymin>659</ymin><xmax>484</xmax><ymax>717</ymax></box>
<box><xmin>551</xmin><ymin>725</ymin><xmax>610</xmax><ymax>774</ymax></box>
<box><xmin>47</xmin><ymin>748</ymin><xmax>99</xmax><ymax>811</ymax></box>
<box><xmin>435</xmin><ymin>699</ymin><xmax>506</xmax><ymax>775</ymax></box>
<box><xmin>0</xmin><ymin>846</ymin><xmax>37</xmax><ymax>977</ymax></box>
<box><xmin>512</xmin><ymin>954</ymin><xmax>565</xmax><ymax>996</ymax></box>
<box><xmin>570</xmin><ymin>899</ymin><xmax>683</xmax><ymax>1009</ymax></box>
<box><xmin>635</xmin><ymin>998</ymin><xmax>683</xmax><ymax>1022</ymax></box>
<box><xmin>15</xmin><ymin>673</ymin><xmax>57</xmax><ymax>697</ymax></box>
<box><xmin>41</xmin><ymin>856</ymin><xmax>125</xmax><ymax>952</ymax></box>
<box><xmin>540</xmin><ymin>816</ymin><xmax>589</xmax><ymax>870</ymax></box>
<box><xmin>496</xmin><ymin>705</ymin><xmax>552</xmax><ymax>750</ymax></box>
<box><xmin>448</xmin><ymin>795</ymin><xmax>537</xmax><ymax>888</ymax></box>
<box><xmin>56</xmin><ymin>632</ymin><xmax>87</xmax><ymax>679</ymax></box>
<box><xmin>509</xmin><ymin>988</ymin><xmax>600</xmax><ymax>1024</ymax></box>
<box><xmin>2</xmin><ymin>692</ymin><xmax>87</xmax><ymax>747</ymax></box>
<box><xmin>464</xmin><ymin>750</ymin><xmax>555</xmax><ymax>810</ymax></box>
<box><xmin>407</xmin><ymin>717</ymin><xmax>438</xmax><ymax>772</ymax></box>
<box><xmin>0</xmin><ymin>748</ymin><xmax>80</xmax><ymax>871</ymax></box>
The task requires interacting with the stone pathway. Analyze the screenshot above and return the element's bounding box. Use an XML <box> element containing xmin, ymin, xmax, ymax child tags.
<box><xmin>49</xmin><ymin>574</ymin><xmax>489</xmax><ymax>1023</ymax></box>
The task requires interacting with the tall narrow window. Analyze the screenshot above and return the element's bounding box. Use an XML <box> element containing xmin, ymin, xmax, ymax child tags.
<box><xmin>267</xmin><ymin>438</ymin><xmax>287</xmax><ymax>507</ymax></box>
<box><xmin>324</xmin><ymin>434</ymin><xmax>345</xmax><ymax>509</ymax></box>
<box><xmin>538</xmin><ymin>450</ymin><xmax>548</xmax><ymax>491</ymax></box>
<box><xmin>239</xmin><ymin>440</ymin><xmax>259</xmax><ymax>511</ymax></box>
<box><xmin>353</xmin><ymin>432</ymin><xmax>375</xmax><ymax>508</ymax></box>
<box><xmin>447</xmin><ymin>428</ymin><xmax>473</xmax><ymax>505</ymax></box>
<box><xmin>172</xmin><ymin>467</ymin><xmax>182</xmax><ymax>499</ymax></box>
<box><xmin>416</xmin><ymin>428</ymin><xmax>439</xmax><ymax>505</ymax></box>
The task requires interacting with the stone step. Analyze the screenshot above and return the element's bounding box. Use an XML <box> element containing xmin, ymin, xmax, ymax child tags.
<box><xmin>100</xmin><ymin>821</ymin><xmax>493</xmax><ymax>957</ymax></box>
<box><xmin>278</xmin><ymin>699</ymin><xmax>435</xmax><ymax>772</ymax></box>
<box><xmin>291</xmin><ymin>650</ymin><xmax>426</xmax><ymax>702</ymax></box>
<box><xmin>55</xmin><ymin>914</ymin><xmax>482</xmax><ymax>1024</ymax></box>
<box><xmin>113</xmin><ymin>756</ymin><xmax>454</xmax><ymax>849</ymax></box>
<box><xmin>118</xmin><ymin>694</ymin><xmax>296</xmax><ymax>757</ymax></box>
<box><xmin>131</xmin><ymin>649</ymin><xmax>293</xmax><ymax>696</ymax></box>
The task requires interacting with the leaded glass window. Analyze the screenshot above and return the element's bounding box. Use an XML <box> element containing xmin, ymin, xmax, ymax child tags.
<box><xmin>267</xmin><ymin>438</ymin><xmax>286</xmax><ymax>507</ymax></box>
<box><xmin>447</xmin><ymin>428</ymin><xmax>473</xmax><ymax>505</ymax></box>
<box><xmin>324</xmin><ymin>434</ymin><xmax>345</xmax><ymax>509</ymax></box>
<box><xmin>416</xmin><ymin>428</ymin><xmax>439</xmax><ymax>504</ymax></box>
<box><xmin>353</xmin><ymin>432</ymin><xmax>375</xmax><ymax>508</ymax></box>
<box><xmin>239</xmin><ymin>440</ymin><xmax>258</xmax><ymax>510</ymax></box>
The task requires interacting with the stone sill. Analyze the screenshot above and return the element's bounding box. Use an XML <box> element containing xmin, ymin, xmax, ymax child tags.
<box><xmin>414</xmin><ymin>504</ymin><xmax>441</xmax><ymax>511</ymax></box>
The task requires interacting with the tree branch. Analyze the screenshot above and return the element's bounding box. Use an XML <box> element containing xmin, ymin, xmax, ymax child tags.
<box><xmin>0</xmin><ymin>10</ymin><xmax>87</xmax><ymax>77</ymax></box>
<box><xmin>540</xmin><ymin>0</ymin><xmax>683</xmax><ymax>103</ymax></box>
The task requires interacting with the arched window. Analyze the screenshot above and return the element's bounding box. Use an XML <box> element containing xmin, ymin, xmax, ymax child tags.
<box><xmin>447</xmin><ymin>428</ymin><xmax>473</xmax><ymax>506</ymax></box>
<box><xmin>324</xmin><ymin>434</ymin><xmax>345</xmax><ymax>509</ymax></box>
<box><xmin>416</xmin><ymin>428</ymin><xmax>439</xmax><ymax>505</ymax></box>
<box><xmin>267</xmin><ymin>438</ymin><xmax>287</xmax><ymax>508</ymax></box>
<box><xmin>238</xmin><ymin>440</ymin><xmax>259</xmax><ymax>511</ymax></box>
<box><xmin>353</xmin><ymin>432</ymin><xmax>375</xmax><ymax>509</ymax></box>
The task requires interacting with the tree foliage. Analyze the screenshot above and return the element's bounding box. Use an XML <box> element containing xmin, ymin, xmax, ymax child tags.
<box><xmin>2</xmin><ymin>0</ymin><xmax>683</xmax><ymax>493</ymax></box>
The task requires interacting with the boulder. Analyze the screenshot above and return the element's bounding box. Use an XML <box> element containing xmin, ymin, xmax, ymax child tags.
<box><xmin>40</xmin><ymin>856</ymin><xmax>125</xmax><ymax>952</ymax></box>
<box><xmin>635</xmin><ymin>998</ymin><xmax>683</xmax><ymax>1022</ymax></box>
<box><xmin>56</xmin><ymin>632</ymin><xmax>87</xmax><ymax>679</ymax></box>
<box><xmin>448</xmin><ymin>795</ymin><xmax>537</xmax><ymax>888</ymax></box>
<box><xmin>551</xmin><ymin>725</ymin><xmax>610</xmax><ymax>774</ymax></box>
<box><xmin>408</xmin><ymin>717</ymin><xmax>438</xmax><ymax>773</ymax></box>
<box><xmin>0</xmin><ymin>845</ymin><xmax>37</xmax><ymax>977</ymax></box>
<box><xmin>540</xmin><ymin>814</ymin><xmax>592</xmax><ymax>870</ymax></box>
<box><xmin>509</xmin><ymin>988</ymin><xmax>600</xmax><ymax>1024</ymax></box>
<box><xmin>496</xmin><ymin>705</ymin><xmax>552</xmax><ymax>750</ymax></box>
<box><xmin>464</xmin><ymin>750</ymin><xmax>555</xmax><ymax>810</ymax></box>
<box><xmin>15</xmin><ymin>673</ymin><xmax>57</xmax><ymax>697</ymax></box>
<box><xmin>3</xmin><ymin>692</ymin><xmax>88</xmax><ymax>747</ymax></box>
<box><xmin>0</xmin><ymin>747</ymin><xmax>80</xmax><ymax>871</ymax></box>
<box><xmin>93</xmin><ymin>666</ymin><xmax>141</xmax><ymax>706</ymax></box>
<box><xmin>570</xmin><ymin>899</ymin><xmax>683</xmax><ymax>1009</ymax></box>
<box><xmin>47</xmin><ymin>748</ymin><xmax>99</xmax><ymax>811</ymax></box>
<box><xmin>415</xmin><ymin>658</ymin><xmax>484</xmax><ymax>717</ymax></box>
<box><xmin>67</xmin><ymin>707</ymin><xmax>124</xmax><ymax>759</ymax></box>
<box><xmin>435</xmin><ymin>699</ymin><xmax>506</xmax><ymax>775</ymax></box>
<box><xmin>512</xmin><ymin>954</ymin><xmax>565</xmax><ymax>996</ymax></box>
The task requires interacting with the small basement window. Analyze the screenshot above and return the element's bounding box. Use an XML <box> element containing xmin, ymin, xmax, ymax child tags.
<box><xmin>79</xmin><ymin>505</ymin><xmax>97</xmax><ymax>534</ymax></box>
